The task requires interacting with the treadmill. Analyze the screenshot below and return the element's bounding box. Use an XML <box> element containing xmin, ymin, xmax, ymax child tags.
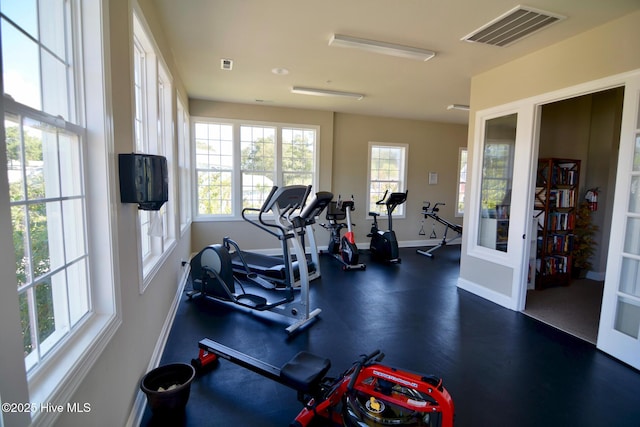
<box><xmin>226</xmin><ymin>186</ymin><xmax>333</xmax><ymax>288</ymax></box>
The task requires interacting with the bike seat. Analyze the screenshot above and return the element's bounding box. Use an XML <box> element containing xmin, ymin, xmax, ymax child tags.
<box><xmin>280</xmin><ymin>351</ymin><xmax>331</xmax><ymax>392</ymax></box>
<box><xmin>368</xmin><ymin>212</ymin><xmax>379</xmax><ymax>218</ymax></box>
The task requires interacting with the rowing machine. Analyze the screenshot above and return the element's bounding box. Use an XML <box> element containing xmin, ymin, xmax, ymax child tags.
<box><xmin>192</xmin><ymin>338</ymin><xmax>455</xmax><ymax>426</ymax></box>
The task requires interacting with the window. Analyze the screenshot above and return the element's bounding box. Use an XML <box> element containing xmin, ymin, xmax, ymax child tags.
<box><xmin>194</xmin><ymin>119</ymin><xmax>318</xmax><ymax>217</ymax></box>
<box><xmin>6</xmin><ymin>113</ymin><xmax>89</xmax><ymax>372</ymax></box>
<box><xmin>241</xmin><ymin>125</ymin><xmax>276</xmax><ymax>209</ymax></box>
<box><xmin>133</xmin><ymin>11</ymin><xmax>176</xmax><ymax>281</ymax></box>
<box><xmin>1</xmin><ymin>0</ymin><xmax>117</xmax><ymax>420</ymax></box>
<box><xmin>456</xmin><ymin>148</ymin><xmax>468</xmax><ymax>216</ymax></box>
<box><xmin>177</xmin><ymin>98</ymin><xmax>191</xmax><ymax>232</ymax></box>
<box><xmin>367</xmin><ymin>142</ymin><xmax>408</xmax><ymax>216</ymax></box>
<box><xmin>195</xmin><ymin>122</ymin><xmax>234</xmax><ymax>216</ymax></box>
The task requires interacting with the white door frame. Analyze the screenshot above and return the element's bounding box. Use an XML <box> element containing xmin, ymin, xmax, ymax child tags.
<box><xmin>466</xmin><ymin>105</ymin><xmax>535</xmax><ymax>311</ymax></box>
<box><xmin>596</xmin><ymin>72</ymin><xmax>640</xmax><ymax>369</ymax></box>
<box><xmin>517</xmin><ymin>70</ymin><xmax>640</xmax><ymax>370</ymax></box>
<box><xmin>468</xmin><ymin>70</ymin><xmax>640</xmax><ymax>325</ymax></box>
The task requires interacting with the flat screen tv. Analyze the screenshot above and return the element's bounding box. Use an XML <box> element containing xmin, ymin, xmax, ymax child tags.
<box><xmin>118</xmin><ymin>153</ymin><xmax>168</xmax><ymax>211</ymax></box>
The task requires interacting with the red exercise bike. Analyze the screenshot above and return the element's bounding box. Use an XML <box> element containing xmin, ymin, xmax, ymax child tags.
<box><xmin>193</xmin><ymin>338</ymin><xmax>454</xmax><ymax>426</ymax></box>
<box><xmin>320</xmin><ymin>195</ymin><xmax>366</xmax><ymax>271</ymax></box>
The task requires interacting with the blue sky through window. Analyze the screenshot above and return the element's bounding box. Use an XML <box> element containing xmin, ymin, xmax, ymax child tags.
<box><xmin>1</xmin><ymin>0</ymin><xmax>42</xmax><ymax>110</ymax></box>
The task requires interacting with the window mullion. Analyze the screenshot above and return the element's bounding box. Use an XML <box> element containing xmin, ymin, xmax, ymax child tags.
<box><xmin>233</xmin><ymin>124</ymin><xmax>242</xmax><ymax>216</ymax></box>
<box><xmin>275</xmin><ymin>126</ymin><xmax>282</xmax><ymax>186</ymax></box>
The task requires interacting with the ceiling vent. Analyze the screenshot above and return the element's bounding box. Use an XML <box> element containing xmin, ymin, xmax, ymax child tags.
<box><xmin>462</xmin><ymin>5</ymin><xmax>565</xmax><ymax>47</ymax></box>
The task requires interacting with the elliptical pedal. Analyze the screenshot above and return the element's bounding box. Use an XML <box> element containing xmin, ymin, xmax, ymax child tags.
<box><xmin>236</xmin><ymin>293</ymin><xmax>268</xmax><ymax>308</ymax></box>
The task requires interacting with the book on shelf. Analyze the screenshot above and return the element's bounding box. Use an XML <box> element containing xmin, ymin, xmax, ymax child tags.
<box><xmin>546</xmin><ymin>212</ymin><xmax>575</xmax><ymax>231</ymax></box>
<box><xmin>541</xmin><ymin>255</ymin><xmax>569</xmax><ymax>275</ymax></box>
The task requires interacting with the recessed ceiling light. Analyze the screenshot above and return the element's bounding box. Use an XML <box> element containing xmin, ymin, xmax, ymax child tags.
<box><xmin>272</xmin><ymin>67</ymin><xmax>289</xmax><ymax>75</ymax></box>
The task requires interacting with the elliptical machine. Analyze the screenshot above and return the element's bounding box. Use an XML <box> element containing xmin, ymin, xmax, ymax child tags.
<box><xmin>368</xmin><ymin>190</ymin><xmax>408</xmax><ymax>263</ymax></box>
<box><xmin>320</xmin><ymin>195</ymin><xmax>366</xmax><ymax>271</ymax></box>
<box><xmin>187</xmin><ymin>185</ymin><xmax>326</xmax><ymax>334</ymax></box>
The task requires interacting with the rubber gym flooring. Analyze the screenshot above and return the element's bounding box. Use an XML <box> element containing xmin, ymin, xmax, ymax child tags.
<box><xmin>140</xmin><ymin>245</ymin><xmax>640</xmax><ymax>426</ymax></box>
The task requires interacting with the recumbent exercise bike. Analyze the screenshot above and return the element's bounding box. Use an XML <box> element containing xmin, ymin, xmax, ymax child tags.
<box><xmin>192</xmin><ymin>338</ymin><xmax>455</xmax><ymax>427</ymax></box>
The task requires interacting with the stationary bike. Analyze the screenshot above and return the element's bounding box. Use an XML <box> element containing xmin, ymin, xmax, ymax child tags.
<box><xmin>192</xmin><ymin>338</ymin><xmax>455</xmax><ymax>427</ymax></box>
<box><xmin>368</xmin><ymin>190</ymin><xmax>408</xmax><ymax>263</ymax></box>
<box><xmin>320</xmin><ymin>195</ymin><xmax>366</xmax><ymax>271</ymax></box>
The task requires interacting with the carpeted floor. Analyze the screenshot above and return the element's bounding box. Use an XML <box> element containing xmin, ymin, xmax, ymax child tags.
<box><xmin>524</xmin><ymin>279</ymin><xmax>604</xmax><ymax>344</ymax></box>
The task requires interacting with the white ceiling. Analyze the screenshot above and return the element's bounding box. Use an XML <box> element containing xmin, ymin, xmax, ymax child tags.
<box><xmin>151</xmin><ymin>0</ymin><xmax>640</xmax><ymax>124</ymax></box>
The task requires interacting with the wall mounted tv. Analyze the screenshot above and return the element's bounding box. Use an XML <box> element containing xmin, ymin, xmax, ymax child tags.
<box><xmin>118</xmin><ymin>153</ymin><xmax>168</xmax><ymax>211</ymax></box>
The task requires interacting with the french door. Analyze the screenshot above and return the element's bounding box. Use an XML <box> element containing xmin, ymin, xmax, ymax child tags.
<box><xmin>597</xmin><ymin>74</ymin><xmax>640</xmax><ymax>370</ymax></box>
<box><xmin>466</xmin><ymin>105</ymin><xmax>536</xmax><ymax>311</ymax></box>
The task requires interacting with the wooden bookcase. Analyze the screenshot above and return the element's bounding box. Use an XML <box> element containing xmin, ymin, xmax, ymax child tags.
<box><xmin>534</xmin><ymin>158</ymin><xmax>580</xmax><ymax>289</ymax></box>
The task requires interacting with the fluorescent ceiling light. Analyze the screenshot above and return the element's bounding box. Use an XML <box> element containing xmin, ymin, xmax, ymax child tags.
<box><xmin>447</xmin><ymin>104</ymin><xmax>470</xmax><ymax>111</ymax></box>
<box><xmin>329</xmin><ymin>34</ymin><xmax>435</xmax><ymax>62</ymax></box>
<box><xmin>291</xmin><ymin>86</ymin><xmax>364</xmax><ymax>101</ymax></box>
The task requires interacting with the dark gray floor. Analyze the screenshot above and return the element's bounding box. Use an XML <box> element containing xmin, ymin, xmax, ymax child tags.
<box><xmin>141</xmin><ymin>246</ymin><xmax>640</xmax><ymax>426</ymax></box>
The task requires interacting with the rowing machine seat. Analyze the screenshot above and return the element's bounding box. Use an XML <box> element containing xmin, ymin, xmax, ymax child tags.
<box><xmin>280</xmin><ymin>352</ymin><xmax>331</xmax><ymax>392</ymax></box>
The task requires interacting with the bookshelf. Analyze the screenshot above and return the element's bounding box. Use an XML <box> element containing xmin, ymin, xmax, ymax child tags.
<box><xmin>534</xmin><ymin>158</ymin><xmax>580</xmax><ymax>289</ymax></box>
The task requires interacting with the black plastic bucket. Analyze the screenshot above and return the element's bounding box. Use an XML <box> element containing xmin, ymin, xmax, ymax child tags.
<box><xmin>140</xmin><ymin>363</ymin><xmax>196</xmax><ymax>413</ymax></box>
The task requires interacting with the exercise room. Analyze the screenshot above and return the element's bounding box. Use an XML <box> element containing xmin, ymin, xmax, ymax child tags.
<box><xmin>1</xmin><ymin>2</ymin><xmax>640</xmax><ymax>427</ymax></box>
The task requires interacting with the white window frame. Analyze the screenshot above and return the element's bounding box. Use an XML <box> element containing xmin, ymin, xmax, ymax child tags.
<box><xmin>0</xmin><ymin>1</ymin><xmax>119</xmax><ymax>425</ymax></box>
<box><xmin>193</xmin><ymin>117</ymin><xmax>320</xmax><ymax>220</ymax></box>
<box><xmin>366</xmin><ymin>142</ymin><xmax>408</xmax><ymax>217</ymax></box>
<box><xmin>132</xmin><ymin>9</ymin><xmax>176</xmax><ymax>288</ymax></box>
<box><xmin>177</xmin><ymin>97</ymin><xmax>191</xmax><ymax>233</ymax></box>
<box><xmin>456</xmin><ymin>147</ymin><xmax>468</xmax><ymax>217</ymax></box>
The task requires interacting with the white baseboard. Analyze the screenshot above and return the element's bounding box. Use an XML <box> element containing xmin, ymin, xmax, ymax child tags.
<box><xmin>244</xmin><ymin>239</ymin><xmax>457</xmax><ymax>254</ymax></box>
<box><xmin>457</xmin><ymin>277</ymin><xmax>516</xmax><ymax>310</ymax></box>
<box><xmin>124</xmin><ymin>262</ymin><xmax>191</xmax><ymax>427</ymax></box>
<box><xmin>586</xmin><ymin>270</ymin><xmax>606</xmax><ymax>281</ymax></box>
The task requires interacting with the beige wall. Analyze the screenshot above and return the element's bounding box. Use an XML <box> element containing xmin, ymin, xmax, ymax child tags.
<box><xmin>461</xmin><ymin>10</ymin><xmax>640</xmax><ymax>298</ymax></box>
<box><xmin>54</xmin><ymin>1</ymin><xmax>193</xmax><ymax>426</ymax></box>
<box><xmin>332</xmin><ymin>113</ymin><xmax>467</xmax><ymax>247</ymax></box>
<box><xmin>189</xmin><ymin>101</ymin><xmax>467</xmax><ymax>252</ymax></box>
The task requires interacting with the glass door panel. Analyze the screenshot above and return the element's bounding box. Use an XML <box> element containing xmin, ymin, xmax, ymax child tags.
<box><xmin>477</xmin><ymin>114</ymin><xmax>517</xmax><ymax>252</ymax></box>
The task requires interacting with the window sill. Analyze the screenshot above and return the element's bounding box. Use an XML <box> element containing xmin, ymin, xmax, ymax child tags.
<box><xmin>141</xmin><ymin>238</ymin><xmax>177</xmax><ymax>293</ymax></box>
<box><xmin>28</xmin><ymin>311</ymin><xmax>121</xmax><ymax>426</ymax></box>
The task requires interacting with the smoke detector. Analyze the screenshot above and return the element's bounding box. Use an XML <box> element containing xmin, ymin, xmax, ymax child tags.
<box><xmin>220</xmin><ymin>58</ymin><xmax>233</xmax><ymax>70</ymax></box>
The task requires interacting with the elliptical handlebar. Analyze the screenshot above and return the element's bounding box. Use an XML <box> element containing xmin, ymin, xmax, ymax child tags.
<box><xmin>241</xmin><ymin>185</ymin><xmax>312</xmax><ymax>240</ymax></box>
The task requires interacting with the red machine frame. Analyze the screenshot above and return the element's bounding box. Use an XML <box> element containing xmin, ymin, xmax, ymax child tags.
<box><xmin>193</xmin><ymin>339</ymin><xmax>454</xmax><ymax>426</ymax></box>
